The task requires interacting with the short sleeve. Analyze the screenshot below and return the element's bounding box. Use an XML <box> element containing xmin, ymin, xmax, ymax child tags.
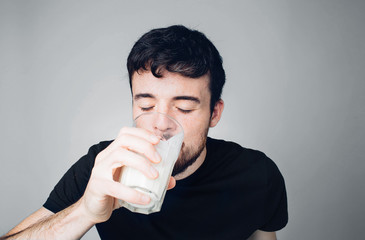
<box><xmin>260</xmin><ymin>157</ymin><xmax>288</xmax><ymax>231</ymax></box>
<box><xmin>43</xmin><ymin>140</ymin><xmax>112</xmax><ymax>213</ymax></box>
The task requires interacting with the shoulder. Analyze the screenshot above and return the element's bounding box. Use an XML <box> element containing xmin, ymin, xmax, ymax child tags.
<box><xmin>207</xmin><ymin>137</ymin><xmax>275</xmax><ymax>168</ymax></box>
<box><xmin>65</xmin><ymin>139</ymin><xmax>114</xmax><ymax>175</ymax></box>
<box><xmin>207</xmin><ymin>138</ymin><xmax>288</xmax><ymax>231</ymax></box>
<box><xmin>70</xmin><ymin>140</ymin><xmax>114</xmax><ymax>172</ymax></box>
<box><xmin>43</xmin><ymin>139</ymin><xmax>114</xmax><ymax>213</ymax></box>
<box><xmin>207</xmin><ymin>137</ymin><xmax>284</xmax><ymax>183</ymax></box>
<box><xmin>207</xmin><ymin>137</ymin><xmax>267</xmax><ymax>158</ymax></box>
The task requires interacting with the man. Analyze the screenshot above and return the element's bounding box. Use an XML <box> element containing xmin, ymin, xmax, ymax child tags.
<box><xmin>2</xmin><ymin>25</ymin><xmax>288</xmax><ymax>239</ymax></box>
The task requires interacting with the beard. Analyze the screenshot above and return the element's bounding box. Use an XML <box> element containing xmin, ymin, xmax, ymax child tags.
<box><xmin>172</xmin><ymin>127</ymin><xmax>209</xmax><ymax>176</ymax></box>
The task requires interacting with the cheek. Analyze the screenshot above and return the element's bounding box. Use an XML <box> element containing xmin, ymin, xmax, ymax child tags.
<box><xmin>179</xmin><ymin>114</ymin><xmax>210</xmax><ymax>142</ymax></box>
<box><xmin>132</xmin><ymin>106</ymin><xmax>144</xmax><ymax>119</ymax></box>
<box><xmin>132</xmin><ymin>105</ymin><xmax>138</xmax><ymax>117</ymax></box>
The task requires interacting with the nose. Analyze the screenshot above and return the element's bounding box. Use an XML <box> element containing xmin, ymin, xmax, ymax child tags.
<box><xmin>152</xmin><ymin>112</ymin><xmax>179</xmax><ymax>140</ymax></box>
<box><xmin>152</xmin><ymin>113</ymin><xmax>175</xmax><ymax>139</ymax></box>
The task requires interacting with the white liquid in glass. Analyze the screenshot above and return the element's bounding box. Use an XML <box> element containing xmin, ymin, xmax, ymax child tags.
<box><xmin>119</xmin><ymin>132</ymin><xmax>183</xmax><ymax>213</ymax></box>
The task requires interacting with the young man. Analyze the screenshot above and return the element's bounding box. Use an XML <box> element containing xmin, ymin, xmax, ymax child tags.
<box><xmin>2</xmin><ymin>25</ymin><xmax>288</xmax><ymax>239</ymax></box>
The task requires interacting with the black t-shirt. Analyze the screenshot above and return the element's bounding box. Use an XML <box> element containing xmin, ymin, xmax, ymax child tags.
<box><xmin>44</xmin><ymin>137</ymin><xmax>288</xmax><ymax>239</ymax></box>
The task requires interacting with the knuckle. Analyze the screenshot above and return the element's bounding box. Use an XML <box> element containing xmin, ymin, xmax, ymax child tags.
<box><xmin>95</xmin><ymin>150</ymin><xmax>107</xmax><ymax>162</ymax></box>
<box><xmin>118</xmin><ymin>134</ymin><xmax>128</xmax><ymax>145</ymax></box>
<box><xmin>119</xmin><ymin>126</ymin><xmax>129</xmax><ymax>135</ymax></box>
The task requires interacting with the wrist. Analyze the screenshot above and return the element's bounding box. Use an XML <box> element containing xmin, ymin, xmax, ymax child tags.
<box><xmin>49</xmin><ymin>200</ymin><xmax>95</xmax><ymax>238</ymax></box>
<box><xmin>77</xmin><ymin>196</ymin><xmax>112</xmax><ymax>225</ymax></box>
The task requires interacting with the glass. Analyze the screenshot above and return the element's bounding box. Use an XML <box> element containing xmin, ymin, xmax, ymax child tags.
<box><xmin>119</xmin><ymin>112</ymin><xmax>184</xmax><ymax>214</ymax></box>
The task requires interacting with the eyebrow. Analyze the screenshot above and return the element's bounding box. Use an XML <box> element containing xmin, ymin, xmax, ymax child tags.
<box><xmin>173</xmin><ymin>96</ymin><xmax>200</xmax><ymax>104</ymax></box>
<box><xmin>134</xmin><ymin>93</ymin><xmax>200</xmax><ymax>104</ymax></box>
<box><xmin>134</xmin><ymin>93</ymin><xmax>155</xmax><ymax>100</ymax></box>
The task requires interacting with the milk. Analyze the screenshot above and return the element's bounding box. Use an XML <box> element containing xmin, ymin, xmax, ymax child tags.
<box><xmin>119</xmin><ymin>132</ymin><xmax>184</xmax><ymax>213</ymax></box>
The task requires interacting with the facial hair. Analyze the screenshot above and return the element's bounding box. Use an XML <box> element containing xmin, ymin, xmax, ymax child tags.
<box><xmin>172</xmin><ymin>127</ymin><xmax>209</xmax><ymax>176</ymax></box>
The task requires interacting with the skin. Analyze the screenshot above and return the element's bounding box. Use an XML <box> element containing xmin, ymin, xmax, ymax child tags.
<box><xmin>131</xmin><ymin>70</ymin><xmax>222</xmax><ymax>180</ymax></box>
<box><xmin>2</xmin><ymin>70</ymin><xmax>276</xmax><ymax>240</ymax></box>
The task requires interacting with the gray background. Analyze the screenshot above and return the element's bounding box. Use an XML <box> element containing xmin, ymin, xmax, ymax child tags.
<box><xmin>1</xmin><ymin>0</ymin><xmax>364</xmax><ymax>239</ymax></box>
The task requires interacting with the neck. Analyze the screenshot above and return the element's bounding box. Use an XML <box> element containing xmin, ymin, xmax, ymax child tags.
<box><xmin>174</xmin><ymin>146</ymin><xmax>207</xmax><ymax>181</ymax></box>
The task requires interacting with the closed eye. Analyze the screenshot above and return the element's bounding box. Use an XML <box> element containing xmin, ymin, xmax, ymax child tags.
<box><xmin>140</xmin><ymin>106</ymin><xmax>154</xmax><ymax>111</ymax></box>
<box><xmin>177</xmin><ymin>108</ymin><xmax>193</xmax><ymax>114</ymax></box>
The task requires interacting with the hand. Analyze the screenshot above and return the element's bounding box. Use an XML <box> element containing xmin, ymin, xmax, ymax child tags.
<box><xmin>79</xmin><ymin>127</ymin><xmax>176</xmax><ymax>223</ymax></box>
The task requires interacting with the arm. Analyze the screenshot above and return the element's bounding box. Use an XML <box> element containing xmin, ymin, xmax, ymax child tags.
<box><xmin>2</xmin><ymin>127</ymin><xmax>174</xmax><ymax>240</ymax></box>
<box><xmin>5</xmin><ymin>207</ymin><xmax>53</xmax><ymax>236</ymax></box>
<box><xmin>247</xmin><ymin>230</ymin><xmax>277</xmax><ymax>240</ymax></box>
<box><xmin>2</xmin><ymin>202</ymin><xmax>94</xmax><ymax>240</ymax></box>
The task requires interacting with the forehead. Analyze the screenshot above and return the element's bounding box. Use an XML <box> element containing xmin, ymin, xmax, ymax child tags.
<box><xmin>131</xmin><ymin>71</ymin><xmax>210</xmax><ymax>99</ymax></box>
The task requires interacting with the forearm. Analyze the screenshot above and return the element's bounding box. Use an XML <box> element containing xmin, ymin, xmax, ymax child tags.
<box><xmin>2</xmin><ymin>200</ymin><xmax>95</xmax><ymax>240</ymax></box>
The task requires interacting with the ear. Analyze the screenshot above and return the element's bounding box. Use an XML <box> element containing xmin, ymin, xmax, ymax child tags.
<box><xmin>210</xmin><ymin>99</ymin><xmax>224</xmax><ymax>128</ymax></box>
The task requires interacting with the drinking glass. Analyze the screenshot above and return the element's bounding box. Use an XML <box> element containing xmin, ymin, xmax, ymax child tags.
<box><xmin>119</xmin><ymin>112</ymin><xmax>184</xmax><ymax>214</ymax></box>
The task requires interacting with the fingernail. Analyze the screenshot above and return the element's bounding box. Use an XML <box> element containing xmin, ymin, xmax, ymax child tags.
<box><xmin>150</xmin><ymin>166</ymin><xmax>159</xmax><ymax>178</ymax></box>
<box><xmin>154</xmin><ymin>151</ymin><xmax>161</xmax><ymax>163</ymax></box>
<box><xmin>141</xmin><ymin>195</ymin><xmax>150</xmax><ymax>204</ymax></box>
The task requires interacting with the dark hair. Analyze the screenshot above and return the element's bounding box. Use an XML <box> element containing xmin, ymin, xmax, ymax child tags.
<box><xmin>127</xmin><ymin>25</ymin><xmax>226</xmax><ymax>112</ymax></box>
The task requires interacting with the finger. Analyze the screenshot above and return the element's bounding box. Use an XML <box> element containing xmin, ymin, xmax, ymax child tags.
<box><xmin>118</xmin><ymin>134</ymin><xmax>161</xmax><ymax>163</ymax></box>
<box><xmin>98</xmin><ymin>134</ymin><xmax>161</xmax><ymax>163</ymax></box>
<box><xmin>113</xmin><ymin>177</ymin><xmax>176</xmax><ymax>210</ymax></box>
<box><xmin>117</xmin><ymin>127</ymin><xmax>160</xmax><ymax>144</ymax></box>
<box><xmin>167</xmin><ymin>176</ymin><xmax>176</xmax><ymax>190</ymax></box>
<box><xmin>96</xmin><ymin>127</ymin><xmax>160</xmax><ymax>164</ymax></box>
<box><xmin>104</xmin><ymin>179</ymin><xmax>151</xmax><ymax>205</ymax></box>
<box><xmin>101</xmin><ymin>148</ymin><xmax>159</xmax><ymax>179</ymax></box>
